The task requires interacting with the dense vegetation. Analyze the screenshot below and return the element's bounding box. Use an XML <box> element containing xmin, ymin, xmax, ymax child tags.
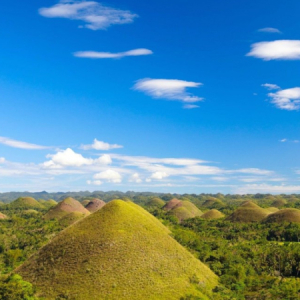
<box><xmin>0</xmin><ymin>193</ymin><xmax>300</xmax><ymax>298</ymax></box>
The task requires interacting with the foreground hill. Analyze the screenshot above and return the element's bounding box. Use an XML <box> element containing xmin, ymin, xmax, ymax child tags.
<box><xmin>17</xmin><ymin>200</ymin><xmax>218</xmax><ymax>300</ymax></box>
<box><xmin>44</xmin><ymin>197</ymin><xmax>90</xmax><ymax>220</ymax></box>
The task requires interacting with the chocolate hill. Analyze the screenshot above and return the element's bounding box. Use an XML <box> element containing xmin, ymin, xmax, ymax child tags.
<box><xmin>163</xmin><ymin>198</ymin><xmax>182</xmax><ymax>211</ymax></box>
<box><xmin>8</xmin><ymin>197</ymin><xmax>44</xmax><ymax>210</ymax></box>
<box><xmin>145</xmin><ymin>197</ymin><xmax>165</xmax><ymax>208</ymax></box>
<box><xmin>168</xmin><ymin>201</ymin><xmax>203</xmax><ymax>222</ymax></box>
<box><xmin>201</xmin><ymin>209</ymin><xmax>225</xmax><ymax>220</ymax></box>
<box><xmin>226</xmin><ymin>201</ymin><xmax>269</xmax><ymax>222</ymax></box>
<box><xmin>264</xmin><ymin>208</ymin><xmax>300</xmax><ymax>223</ymax></box>
<box><xmin>85</xmin><ymin>198</ymin><xmax>106</xmax><ymax>213</ymax></box>
<box><xmin>17</xmin><ymin>200</ymin><xmax>218</xmax><ymax>300</ymax></box>
<box><xmin>44</xmin><ymin>197</ymin><xmax>90</xmax><ymax>220</ymax></box>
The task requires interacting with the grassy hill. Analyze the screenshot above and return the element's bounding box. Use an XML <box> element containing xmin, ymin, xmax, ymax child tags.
<box><xmin>264</xmin><ymin>208</ymin><xmax>300</xmax><ymax>223</ymax></box>
<box><xmin>44</xmin><ymin>197</ymin><xmax>90</xmax><ymax>220</ymax></box>
<box><xmin>201</xmin><ymin>209</ymin><xmax>225</xmax><ymax>220</ymax></box>
<box><xmin>85</xmin><ymin>198</ymin><xmax>106</xmax><ymax>213</ymax></box>
<box><xmin>144</xmin><ymin>197</ymin><xmax>165</xmax><ymax>208</ymax></box>
<box><xmin>226</xmin><ymin>201</ymin><xmax>269</xmax><ymax>222</ymax></box>
<box><xmin>167</xmin><ymin>201</ymin><xmax>203</xmax><ymax>222</ymax></box>
<box><xmin>7</xmin><ymin>197</ymin><xmax>44</xmax><ymax>210</ymax></box>
<box><xmin>163</xmin><ymin>198</ymin><xmax>182</xmax><ymax>211</ymax></box>
<box><xmin>17</xmin><ymin>200</ymin><xmax>218</xmax><ymax>300</ymax></box>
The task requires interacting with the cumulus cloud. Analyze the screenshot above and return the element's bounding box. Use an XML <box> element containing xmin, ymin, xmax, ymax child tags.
<box><xmin>81</xmin><ymin>139</ymin><xmax>123</xmax><ymax>150</ymax></box>
<box><xmin>247</xmin><ymin>40</ymin><xmax>300</xmax><ymax>60</ymax></box>
<box><xmin>258</xmin><ymin>27</ymin><xmax>281</xmax><ymax>34</ymax></box>
<box><xmin>74</xmin><ymin>48</ymin><xmax>153</xmax><ymax>59</ymax></box>
<box><xmin>261</xmin><ymin>83</ymin><xmax>280</xmax><ymax>90</ymax></box>
<box><xmin>43</xmin><ymin>148</ymin><xmax>112</xmax><ymax>168</ymax></box>
<box><xmin>129</xmin><ymin>173</ymin><xmax>142</xmax><ymax>183</ymax></box>
<box><xmin>94</xmin><ymin>169</ymin><xmax>122</xmax><ymax>183</ymax></box>
<box><xmin>150</xmin><ymin>171</ymin><xmax>169</xmax><ymax>180</ymax></box>
<box><xmin>39</xmin><ymin>0</ymin><xmax>138</xmax><ymax>30</ymax></box>
<box><xmin>133</xmin><ymin>79</ymin><xmax>204</xmax><ymax>104</ymax></box>
<box><xmin>0</xmin><ymin>158</ymin><xmax>5</xmax><ymax>164</ymax></box>
<box><xmin>268</xmin><ymin>87</ymin><xmax>300</xmax><ymax>110</ymax></box>
<box><xmin>0</xmin><ymin>136</ymin><xmax>49</xmax><ymax>150</ymax></box>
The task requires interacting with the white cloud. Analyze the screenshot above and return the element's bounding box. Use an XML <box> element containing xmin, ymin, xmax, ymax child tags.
<box><xmin>0</xmin><ymin>158</ymin><xmax>5</xmax><ymax>164</ymax></box>
<box><xmin>150</xmin><ymin>171</ymin><xmax>169</xmax><ymax>180</ymax></box>
<box><xmin>129</xmin><ymin>173</ymin><xmax>142</xmax><ymax>183</ymax></box>
<box><xmin>261</xmin><ymin>83</ymin><xmax>280</xmax><ymax>90</ymax></box>
<box><xmin>280</xmin><ymin>138</ymin><xmax>287</xmax><ymax>142</ymax></box>
<box><xmin>0</xmin><ymin>136</ymin><xmax>49</xmax><ymax>150</ymax></box>
<box><xmin>81</xmin><ymin>139</ymin><xmax>123</xmax><ymax>151</ymax></box>
<box><xmin>43</xmin><ymin>148</ymin><xmax>111</xmax><ymax>168</ymax></box>
<box><xmin>74</xmin><ymin>48</ymin><xmax>153</xmax><ymax>59</ymax></box>
<box><xmin>39</xmin><ymin>0</ymin><xmax>138</xmax><ymax>30</ymax></box>
<box><xmin>235</xmin><ymin>184</ymin><xmax>300</xmax><ymax>194</ymax></box>
<box><xmin>247</xmin><ymin>40</ymin><xmax>300</xmax><ymax>60</ymax></box>
<box><xmin>183</xmin><ymin>104</ymin><xmax>199</xmax><ymax>109</ymax></box>
<box><xmin>133</xmin><ymin>79</ymin><xmax>204</xmax><ymax>103</ymax></box>
<box><xmin>268</xmin><ymin>87</ymin><xmax>300</xmax><ymax>111</ymax></box>
<box><xmin>258</xmin><ymin>27</ymin><xmax>281</xmax><ymax>34</ymax></box>
<box><xmin>234</xmin><ymin>168</ymin><xmax>273</xmax><ymax>175</ymax></box>
<box><xmin>87</xmin><ymin>180</ymin><xmax>102</xmax><ymax>186</ymax></box>
<box><xmin>94</xmin><ymin>169</ymin><xmax>122</xmax><ymax>183</ymax></box>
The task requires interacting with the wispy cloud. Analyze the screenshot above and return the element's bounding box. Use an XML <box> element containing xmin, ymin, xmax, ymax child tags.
<box><xmin>183</xmin><ymin>104</ymin><xmax>199</xmax><ymax>109</ymax></box>
<box><xmin>261</xmin><ymin>83</ymin><xmax>280</xmax><ymax>90</ymax></box>
<box><xmin>247</xmin><ymin>40</ymin><xmax>300</xmax><ymax>60</ymax></box>
<box><xmin>258</xmin><ymin>27</ymin><xmax>281</xmax><ymax>34</ymax></box>
<box><xmin>39</xmin><ymin>0</ymin><xmax>138</xmax><ymax>30</ymax></box>
<box><xmin>0</xmin><ymin>136</ymin><xmax>50</xmax><ymax>150</ymax></box>
<box><xmin>280</xmin><ymin>138</ymin><xmax>287</xmax><ymax>142</ymax></box>
<box><xmin>81</xmin><ymin>139</ymin><xmax>123</xmax><ymax>150</ymax></box>
<box><xmin>235</xmin><ymin>184</ymin><xmax>300</xmax><ymax>194</ymax></box>
<box><xmin>133</xmin><ymin>79</ymin><xmax>204</xmax><ymax>106</ymax></box>
<box><xmin>268</xmin><ymin>87</ymin><xmax>300</xmax><ymax>110</ymax></box>
<box><xmin>74</xmin><ymin>48</ymin><xmax>153</xmax><ymax>59</ymax></box>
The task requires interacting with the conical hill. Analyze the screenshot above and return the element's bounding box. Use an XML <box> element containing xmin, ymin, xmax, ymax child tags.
<box><xmin>226</xmin><ymin>201</ymin><xmax>269</xmax><ymax>222</ymax></box>
<box><xmin>145</xmin><ymin>197</ymin><xmax>165</xmax><ymax>208</ymax></box>
<box><xmin>264</xmin><ymin>208</ymin><xmax>300</xmax><ymax>223</ymax></box>
<box><xmin>44</xmin><ymin>197</ymin><xmax>90</xmax><ymax>220</ymax></box>
<box><xmin>17</xmin><ymin>200</ymin><xmax>218</xmax><ymax>300</ymax></box>
<box><xmin>85</xmin><ymin>198</ymin><xmax>106</xmax><ymax>213</ymax></box>
<box><xmin>168</xmin><ymin>201</ymin><xmax>203</xmax><ymax>222</ymax></box>
<box><xmin>8</xmin><ymin>197</ymin><xmax>44</xmax><ymax>210</ymax></box>
<box><xmin>163</xmin><ymin>198</ymin><xmax>182</xmax><ymax>211</ymax></box>
<box><xmin>201</xmin><ymin>209</ymin><xmax>225</xmax><ymax>220</ymax></box>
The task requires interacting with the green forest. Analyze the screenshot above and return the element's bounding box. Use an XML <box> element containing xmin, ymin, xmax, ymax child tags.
<box><xmin>0</xmin><ymin>193</ymin><xmax>300</xmax><ymax>299</ymax></box>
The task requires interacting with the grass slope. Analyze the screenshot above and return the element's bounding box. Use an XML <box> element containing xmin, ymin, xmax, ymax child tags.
<box><xmin>17</xmin><ymin>200</ymin><xmax>218</xmax><ymax>300</ymax></box>
<box><xmin>201</xmin><ymin>209</ymin><xmax>225</xmax><ymax>220</ymax></box>
<box><xmin>44</xmin><ymin>197</ymin><xmax>90</xmax><ymax>220</ymax></box>
<box><xmin>85</xmin><ymin>199</ymin><xmax>106</xmax><ymax>213</ymax></box>
<box><xmin>168</xmin><ymin>201</ymin><xmax>203</xmax><ymax>222</ymax></box>
<box><xmin>59</xmin><ymin>212</ymin><xmax>87</xmax><ymax>227</ymax></box>
<box><xmin>264</xmin><ymin>208</ymin><xmax>300</xmax><ymax>223</ymax></box>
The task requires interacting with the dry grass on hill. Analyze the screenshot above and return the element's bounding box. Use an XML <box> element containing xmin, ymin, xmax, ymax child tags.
<box><xmin>44</xmin><ymin>197</ymin><xmax>90</xmax><ymax>221</ymax></box>
<box><xmin>264</xmin><ymin>208</ymin><xmax>300</xmax><ymax>223</ymax></box>
<box><xmin>85</xmin><ymin>199</ymin><xmax>106</xmax><ymax>213</ymax></box>
<box><xmin>201</xmin><ymin>209</ymin><xmax>225</xmax><ymax>220</ymax></box>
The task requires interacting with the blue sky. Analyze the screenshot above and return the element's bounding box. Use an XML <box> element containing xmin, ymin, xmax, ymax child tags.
<box><xmin>1</xmin><ymin>0</ymin><xmax>300</xmax><ymax>194</ymax></box>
